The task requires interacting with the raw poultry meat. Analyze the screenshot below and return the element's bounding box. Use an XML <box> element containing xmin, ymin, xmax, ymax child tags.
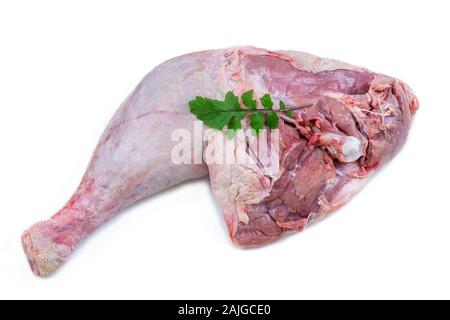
<box><xmin>22</xmin><ymin>47</ymin><xmax>419</xmax><ymax>277</ymax></box>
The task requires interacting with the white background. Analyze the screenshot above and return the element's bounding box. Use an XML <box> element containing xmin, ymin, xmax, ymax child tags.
<box><xmin>0</xmin><ymin>0</ymin><xmax>449</xmax><ymax>300</ymax></box>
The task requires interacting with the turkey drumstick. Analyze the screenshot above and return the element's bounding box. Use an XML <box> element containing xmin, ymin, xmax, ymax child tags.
<box><xmin>22</xmin><ymin>47</ymin><xmax>418</xmax><ymax>277</ymax></box>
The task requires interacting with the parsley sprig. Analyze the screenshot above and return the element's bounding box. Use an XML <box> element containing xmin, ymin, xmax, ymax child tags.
<box><xmin>189</xmin><ymin>90</ymin><xmax>312</xmax><ymax>135</ymax></box>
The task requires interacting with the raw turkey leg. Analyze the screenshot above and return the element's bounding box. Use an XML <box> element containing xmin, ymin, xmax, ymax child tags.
<box><xmin>22</xmin><ymin>47</ymin><xmax>418</xmax><ymax>277</ymax></box>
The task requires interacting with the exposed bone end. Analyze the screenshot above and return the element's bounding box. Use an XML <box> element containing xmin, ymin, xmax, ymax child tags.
<box><xmin>22</xmin><ymin>223</ymin><xmax>68</xmax><ymax>278</ymax></box>
<box><xmin>341</xmin><ymin>136</ymin><xmax>364</xmax><ymax>163</ymax></box>
<box><xmin>320</xmin><ymin>134</ymin><xmax>365</xmax><ymax>163</ymax></box>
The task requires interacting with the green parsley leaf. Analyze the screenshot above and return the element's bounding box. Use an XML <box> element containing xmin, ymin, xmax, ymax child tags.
<box><xmin>227</xmin><ymin>129</ymin><xmax>237</xmax><ymax>140</ymax></box>
<box><xmin>242</xmin><ymin>90</ymin><xmax>257</xmax><ymax>110</ymax></box>
<box><xmin>224</xmin><ymin>91</ymin><xmax>241</xmax><ymax>110</ymax></box>
<box><xmin>228</xmin><ymin>113</ymin><xmax>246</xmax><ymax>131</ymax></box>
<box><xmin>189</xmin><ymin>97</ymin><xmax>233</xmax><ymax>130</ymax></box>
<box><xmin>250</xmin><ymin>112</ymin><xmax>265</xmax><ymax>135</ymax></box>
<box><xmin>209</xmin><ymin>99</ymin><xmax>230</xmax><ymax>111</ymax></box>
<box><xmin>260</xmin><ymin>94</ymin><xmax>274</xmax><ymax>110</ymax></box>
<box><xmin>266</xmin><ymin>112</ymin><xmax>279</xmax><ymax>130</ymax></box>
<box><xmin>286</xmin><ymin>110</ymin><xmax>294</xmax><ymax>119</ymax></box>
<box><xmin>280</xmin><ymin>100</ymin><xmax>294</xmax><ymax>119</ymax></box>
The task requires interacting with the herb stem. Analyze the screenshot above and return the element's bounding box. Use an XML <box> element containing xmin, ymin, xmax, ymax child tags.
<box><xmin>229</xmin><ymin>103</ymin><xmax>313</xmax><ymax>113</ymax></box>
